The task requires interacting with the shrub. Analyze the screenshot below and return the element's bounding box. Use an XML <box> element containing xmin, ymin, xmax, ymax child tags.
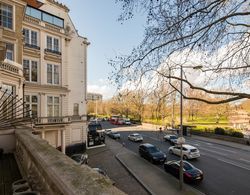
<box><xmin>230</xmin><ymin>131</ymin><xmax>244</xmax><ymax>138</ymax></box>
<box><xmin>214</xmin><ymin>127</ymin><xmax>225</xmax><ymax>135</ymax></box>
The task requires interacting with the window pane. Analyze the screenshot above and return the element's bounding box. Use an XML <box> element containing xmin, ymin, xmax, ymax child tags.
<box><xmin>25</xmin><ymin>104</ymin><xmax>30</xmax><ymax>117</ymax></box>
<box><xmin>54</xmin><ymin>38</ymin><xmax>59</xmax><ymax>51</ymax></box>
<box><xmin>0</xmin><ymin>4</ymin><xmax>13</xmax><ymax>29</ymax></box>
<box><xmin>31</xmin><ymin>61</ymin><xmax>38</xmax><ymax>82</ymax></box>
<box><xmin>23</xmin><ymin>29</ymin><xmax>30</xmax><ymax>44</ymax></box>
<box><xmin>31</xmin><ymin>31</ymin><xmax>37</xmax><ymax>46</ymax></box>
<box><xmin>73</xmin><ymin>103</ymin><xmax>79</xmax><ymax>115</ymax></box>
<box><xmin>54</xmin><ymin>105</ymin><xmax>59</xmax><ymax>116</ymax></box>
<box><xmin>54</xmin><ymin>97</ymin><xmax>59</xmax><ymax>104</ymax></box>
<box><xmin>32</xmin><ymin>96</ymin><xmax>38</xmax><ymax>103</ymax></box>
<box><xmin>23</xmin><ymin>60</ymin><xmax>30</xmax><ymax>81</ymax></box>
<box><xmin>6</xmin><ymin>43</ymin><xmax>14</xmax><ymax>60</ymax></box>
<box><xmin>47</xmin><ymin>36</ymin><xmax>52</xmax><ymax>50</ymax></box>
<box><xmin>43</xmin><ymin>13</ymin><xmax>53</xmax><ymax>23</ymax></box>
<box><xmin>47</xmin><ymin>64</ymin><xmax>52</xmax><ymax>84</ymax></box>
<box><xmin>54</xmin><ymin>65</ymin><xmax>59</xmax><ymax>84</ymax></box>
<box><xmin>53</xmin><ymin>17</ymin><xmax>64</xmax><ymax>27</ymax></box>
<box><xmin>31</xmin><ymin>104</ymin><xmax>38</xmax><ymax>117</ymax></box>
<box><xmin>47</xmin><ymin>96</ymin><xmax>53</xmax><ymax>104</ymax></box>
<box><xmin>47</xmin><ymin>105</ymin><xmax>53</xmax><ymax>117</ymax></box>
<box><xmin>30</xmin><ymin>7</ymin><xmax>41</xmax><ymax>19</ymax></box>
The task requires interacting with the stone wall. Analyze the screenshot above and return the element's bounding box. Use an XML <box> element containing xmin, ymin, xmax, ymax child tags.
<box><xmin>15</xmin><ymin>129</ymin><xmax>125</xmax><ymax>195</ymax></box>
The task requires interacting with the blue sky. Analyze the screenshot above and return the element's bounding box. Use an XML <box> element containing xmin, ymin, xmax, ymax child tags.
<box><xmin>58</xmin><ymin>0</ymin><xmax>146</xmax><ymax>99</ymax></box>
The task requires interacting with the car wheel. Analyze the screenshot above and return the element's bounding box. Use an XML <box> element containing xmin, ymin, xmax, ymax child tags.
<box><xmin>183</xmin><ymin>155</ymin><xmax>188</xmax><ymax>160</ymax></box>
<box><xmin>169</xmin><ymin>150</ymin><xmax>173</xmax><ymax>154</ymax></box>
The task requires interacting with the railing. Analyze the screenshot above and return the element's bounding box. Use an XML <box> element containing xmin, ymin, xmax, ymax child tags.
<box><xmin>15</xmin><ymin>129</ymin><xmax>124</xmax><ymax>195</ymax></box>
<box><xmin>44</xmin><ymin>48</ymin><xmax>62</xmax><ymax>55</ymax></box>
<box><xmin>24</xmin><ymin>43</ymin><xmax>40</xmax><ymax>50</ymax></box>
<box><xmin>24</xmin><ymin>15</ymin><xmax>40</xmax><ymax>25</ymax></box>
<box><xmin>0</xmin><ymin>61</ymin><xmax>19</xmax><ymax>74</ymax></box>
<box><xmin>34</xmin><ymin>115</ymin><xmax>87</xmax><ymax>125</ymax></box>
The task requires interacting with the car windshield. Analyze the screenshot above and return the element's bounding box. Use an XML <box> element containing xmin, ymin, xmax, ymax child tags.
<box><xmin>148</xmin><ymin>146</ymin><xmax>160</xmax><ymax>153</ymax></box>
<box><xmin>183</xmin><ymin>162</ymin><xmax>194</xmax><ymax>170</ymax></box>
<box><xmin>134</xmin><ymin>134</ymin><xmax>141</xmax><ymax>137</ymax></box>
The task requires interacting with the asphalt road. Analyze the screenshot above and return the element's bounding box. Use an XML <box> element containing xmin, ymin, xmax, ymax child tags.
<box><xmin>101</xmin><ymin>121</ymin><xmax>250</xmax><ymax>195</ymax></box>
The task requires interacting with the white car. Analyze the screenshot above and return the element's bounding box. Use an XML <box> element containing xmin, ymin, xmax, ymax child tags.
<box><xmin>128</xmin><ymin>133</ymin><xmax>143</xmax><ymax>142</ymax></box>
<box><xmin>124</xmin><ymin>120</ymin><xmax>131</xmax><ymax>125</ymax></box>
<box><xmin>168</xmin><ymin>144</ymin><xmax>200</xmax><ymax>160</ymax></box>
<box><xmin>164</xmin><ymin>134</ymin><xmax>178</xmax><ymax>141</ymax></box>
<box><xmin>105</xmin><ymin>129</ymin><xmax>112</xmax><ymax>135</ymax></box>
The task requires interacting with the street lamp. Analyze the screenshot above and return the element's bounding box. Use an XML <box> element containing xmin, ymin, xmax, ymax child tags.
<box><xmin>178</xmin><ymin>65</ymin><xmax>202</xmax><ymax>190</ymax></box>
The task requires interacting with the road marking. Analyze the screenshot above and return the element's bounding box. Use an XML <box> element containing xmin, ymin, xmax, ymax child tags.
<box><xmin>200</xmin><ymin>148</ymin><xmax>228</xmax><ymax>156</ymax></box>
<box><xmin>240</xmin><ymin>158</ymin><xmax>250</xmax><ymax>164</ymax></box>
<box><xmin>218</xmin><ymin>158</ymin><xmax>250</xmax><ymax>171</ymax></box>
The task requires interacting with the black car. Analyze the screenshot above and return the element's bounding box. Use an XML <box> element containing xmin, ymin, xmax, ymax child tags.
<box><xmin>139</xmin><ymin>143</ymin><xmax>166</xmax><ymax>164</ymax></box>
<box><xmin>164</xmin><ymin>160</ymin><xmax>203</xmax><ymax>183</ymax></box>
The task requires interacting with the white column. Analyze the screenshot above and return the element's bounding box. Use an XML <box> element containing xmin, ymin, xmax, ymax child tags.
<box><xmin>61</xmin><ymin>129</ymin><xmax>66</xmax><ymax>154</ymax></box>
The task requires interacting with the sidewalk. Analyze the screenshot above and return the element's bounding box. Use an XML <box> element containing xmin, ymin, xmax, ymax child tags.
<box><xmin>106</xmin><ymin>138</ymin><xmax>204</xmax><ymax>195</ymax></box>
<box><xmin>191</xmin><ymin>135</ymin><xmax>250</xmax><ymax>152</ymax></box>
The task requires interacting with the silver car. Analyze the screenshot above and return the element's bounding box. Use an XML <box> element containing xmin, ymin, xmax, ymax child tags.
<box><xmin>128</xmin><ymin>133</ymin><xmax>143</xmax><ymax>142</ymax></box>
<box><xmin>70</xmin><ymin>153</ymin><xmax>88</xmax><ymax>165</ymax></box>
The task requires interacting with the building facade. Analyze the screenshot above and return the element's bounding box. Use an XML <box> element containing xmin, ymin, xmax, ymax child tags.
<box><xmin>0</xmin><ymin>0</ymin><xmax>89</xmax><ymax>153</ymax></box>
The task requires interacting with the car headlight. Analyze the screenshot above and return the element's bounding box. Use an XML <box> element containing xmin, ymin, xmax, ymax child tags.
<box><xmin>164</xmin><ymin>154</ymin><xmax>166</xmax><ymax>158</ymax></box>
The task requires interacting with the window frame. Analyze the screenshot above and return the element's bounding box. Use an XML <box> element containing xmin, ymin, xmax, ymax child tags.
<box><xmin>0</xmin><ymin>3</ymin><xmax>13</xmax><ymax>30</ymax></box>
<box><xmin>46</xmin><ymin>35</ymin><xmax>60</xmax><ymax>53</ymax></box>
<box><xmin>6</xmin><ymin>43</ymin><xmax>14</xmax><ymax>61</ymax></box>
<box><xmin>47</xmin><ymin>64</ymin><xmax>60</xmax><ymax>85</ymax></box>
<box><xmin>24</xmin><ymin>94</ymin><xmax>39</xmax><ymax>118</ymax></box>
<box><xmin>23</xmin><ymin>59</ymin><xmax>38</xmax><ymax>83</ymax></box>
<box><xmin>47</xmin><ymin>96</ymin><xmax>61</xmax><ymax>117</ymax></box>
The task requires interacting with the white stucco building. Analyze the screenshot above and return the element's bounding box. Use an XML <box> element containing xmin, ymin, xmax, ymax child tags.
<box><xmin>22</xmin><ymin>0</ymin><xmax>89</xmax><ymax>153</ymax></box>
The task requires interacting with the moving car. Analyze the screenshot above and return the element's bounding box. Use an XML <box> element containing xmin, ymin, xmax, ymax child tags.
<box><xmin>128</xmin><ymin>133</ymin><xmax>143</xmax><ymax>142</ymax></box>
<box><xmin>164</xmin><ymin>160</ymin><xmax>203</xmax><ymax>183</ymax></box>
<box><xmin>139</xmin><ymin>143</ymin><xmax>166</xmax><ymax>164</ymax></box>
<box><xmin>70</xmin><ymin>153</ymin><xmax>88</xmax><ymax>165</ymax></box>
<box><xmin>105</xmin><ymin>129</ymin><xmax>112</xmax><ymax>135</ymax></box>
<box><xmin>108</xmin><ymin>131</ymin><xmax>121</xmax><ymax>139</ymax></box>
<box><xmin>168</xmin><ymin>144</ymin><xmax>200</xmax><ymax>160</ymax></box>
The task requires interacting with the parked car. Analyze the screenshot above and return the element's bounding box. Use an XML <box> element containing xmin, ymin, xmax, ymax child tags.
<box><xmin>168</xmin><ymin>144</ymin><xmax>200</xmax><ymax>160</ymax></box>
<box><xmin>139</xmin><ymin>143</ymin><xmax>166</xmax><ymax>164</ymax></box>
<box><xmin>105</xmin><ymin>129</ymin><xmax>112</xmax><ymax>135</ymax></box>
<box><xmin>124</xmin><ymin>119</ymin><xmax>131</xmax><ymax>125</ymax></box>
<box><xmin>128</xmin><ymin>133</ymin><xmax>143</xmax><ymax>142</ymax></box>
<box><xmin>70</xmin><ymin>153</ymin><xmax>88</xmax><ymax>165</ymax></box>
<box><xmin>108</xmin><ymin>131</ymin><xmax>121</xmax><ymax>139</ymax></box>
<box><xmin>164</xmin><ymin>160</ymin><xmax>203</xmax><ymax>183</ymax></box>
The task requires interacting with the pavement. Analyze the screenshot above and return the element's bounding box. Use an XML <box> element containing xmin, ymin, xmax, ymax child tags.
<box><xmin>103</xmin><ymin>137</ymin><xmax>204</xmax><ymax>195</ymax></box>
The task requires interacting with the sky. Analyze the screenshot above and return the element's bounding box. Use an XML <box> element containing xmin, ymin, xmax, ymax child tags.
<box><xmin>58</xmin><ymin>0</ymin><xmax>146</xmax><ymax>99</ymax></box>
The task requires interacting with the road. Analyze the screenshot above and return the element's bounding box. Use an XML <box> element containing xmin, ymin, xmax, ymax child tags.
<box><xmin>101</xmin><ymin>121</ymin><xmax>250</xmax><ymax>195</ymax></box>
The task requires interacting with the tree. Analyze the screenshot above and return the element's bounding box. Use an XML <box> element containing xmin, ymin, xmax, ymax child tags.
<box><xmin>111</xmin><ymin>0</ymin><xmax>250</xmax><ymax>104</ymax></box>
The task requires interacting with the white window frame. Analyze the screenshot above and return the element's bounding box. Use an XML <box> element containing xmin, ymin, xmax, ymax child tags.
<box><xmin>23</xmin><ymin>59</ymin><xmax>38</xmax><ymax>83</ymax></box>
<box><xmin>24</xmin><ymin>94</ymin><xmax>39</xmax><ymax>117</ymax></box>
<box><xmin>6</xmin><ymin>43</ymin><xmax>14</xmax><ymax>61</ymax></box>
<box><xmin>46</xmin><ymin>35</ymin><xmax>60</xmax><ymax>52</ymax></box>
<box><xmin>23</xmin><ymin>28</ymin><xmax>39</xmax><ymax>46</ymax></box>
<box><xmin>47</xmin><ymin>96</ymin><xmax>60</xmax><ymax>117</ymax></box>
<box><xmin>0</xmin><ymin>3</ymin><xmax>13</xmax><ymax>30</ymax></box>
<box><xmin>47</xmin><ymin>64</ymin><xmax>59</xmax><ymax>85</ymax></box>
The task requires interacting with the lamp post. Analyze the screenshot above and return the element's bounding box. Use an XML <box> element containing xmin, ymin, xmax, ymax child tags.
<box><xmin>178</xmin><ymin>65</ymin><xmax>202</xmax><ymax>190</ymax></box>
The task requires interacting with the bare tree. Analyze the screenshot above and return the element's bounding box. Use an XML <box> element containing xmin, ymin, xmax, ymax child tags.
<box><xmin>111</xmin><ymin>0</ymin><xmax>250</xmax><ymax>104</ymax></box>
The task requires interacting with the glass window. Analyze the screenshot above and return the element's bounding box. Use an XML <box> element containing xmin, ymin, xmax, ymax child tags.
<box><xmin>31</xmin><ymin>31</ymin><xmax>37</xmax><ymax>46</ymax></box>
<box><xmin>6</xmin><ymin>43</ymin><xmax>14</xmax><ymax>60</ymax></box>
<box><xmin>43</xmin><ymin>13</ymin><xmax>53</xmax><ymax>23</ymax></box>
<box><xmin>26</xmin><ymin>6</ymin><xmax>41</xmax><ymax>20</ymax></box>
<box><xmin>54</xmin><ymin>17</ymin><xmax>64</xmax><ymax>27</ymax></box>
<box><xmin>47</xmin><ymin>36</ymin><xmax>52</xmax><ymax>50</ymax></box>
<box><xmin>47</xmin><ymin>96</ymin><xmax>60</xmax><ymax>117</ymax></box>
<box><xmin>54</xmin><ymin>65</ymin><xmax>59</xmax><ymax>84</ymax></box>
<box><xmin>31</xmin><ymin>61</ymin><xmax>38</xmax><ymax>82</ymax></box>
<box><xmin>73</xmin><ymin>103</ymin><xmax>79</xmax><ymax>116</ymax></box>
<box><xmin>0</xmin><ymin>3</ymin><xmax>13</xmax><ymax>29</ymax></box>
<box><xmin>47</xmin><ymin>64</ymin><xmax>52</xmax><ymax>84</ymax></box>
<box><xmin>54</xmin><ymin>38</ymin><xmax>59</xmax><ymax>52</ymax></box>
<box><xmin>24</xmin><ymin>95</ymin><xmax>38</xmax><ymax>117</ymax></box>
<box><xmin>23</xmin><ymin>29</ymin><xmax>30</xmax><ymax>44</ymax></box>
<box><xmin>23</xmin><ymin>59</ymin><xmax>38</xmax><ymax>82</ymax></box>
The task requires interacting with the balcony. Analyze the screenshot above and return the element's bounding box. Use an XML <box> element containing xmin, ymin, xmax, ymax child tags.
<box><xmin>0</xmin><ymin>61</ymin><xmax>23</xmax><ymax>76</ymax></box>
<box><xmin>0</xmin><ymin>128</ymin><xmax>124</xmax><ymax>194</ymax></box>
<box><xmin>44</xmin><ymin>48</ymin><xmax>61</xmax><ymax>55</ymax></box>
<box><xmin>34</xmin><ymin>115</ymin><xmax>87</xmax><ymax>126</ymax></box>
<box><xmin>24</xmin><ymin>43</ymin><xmax>40</xmax><ymax>50</ymax></box>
